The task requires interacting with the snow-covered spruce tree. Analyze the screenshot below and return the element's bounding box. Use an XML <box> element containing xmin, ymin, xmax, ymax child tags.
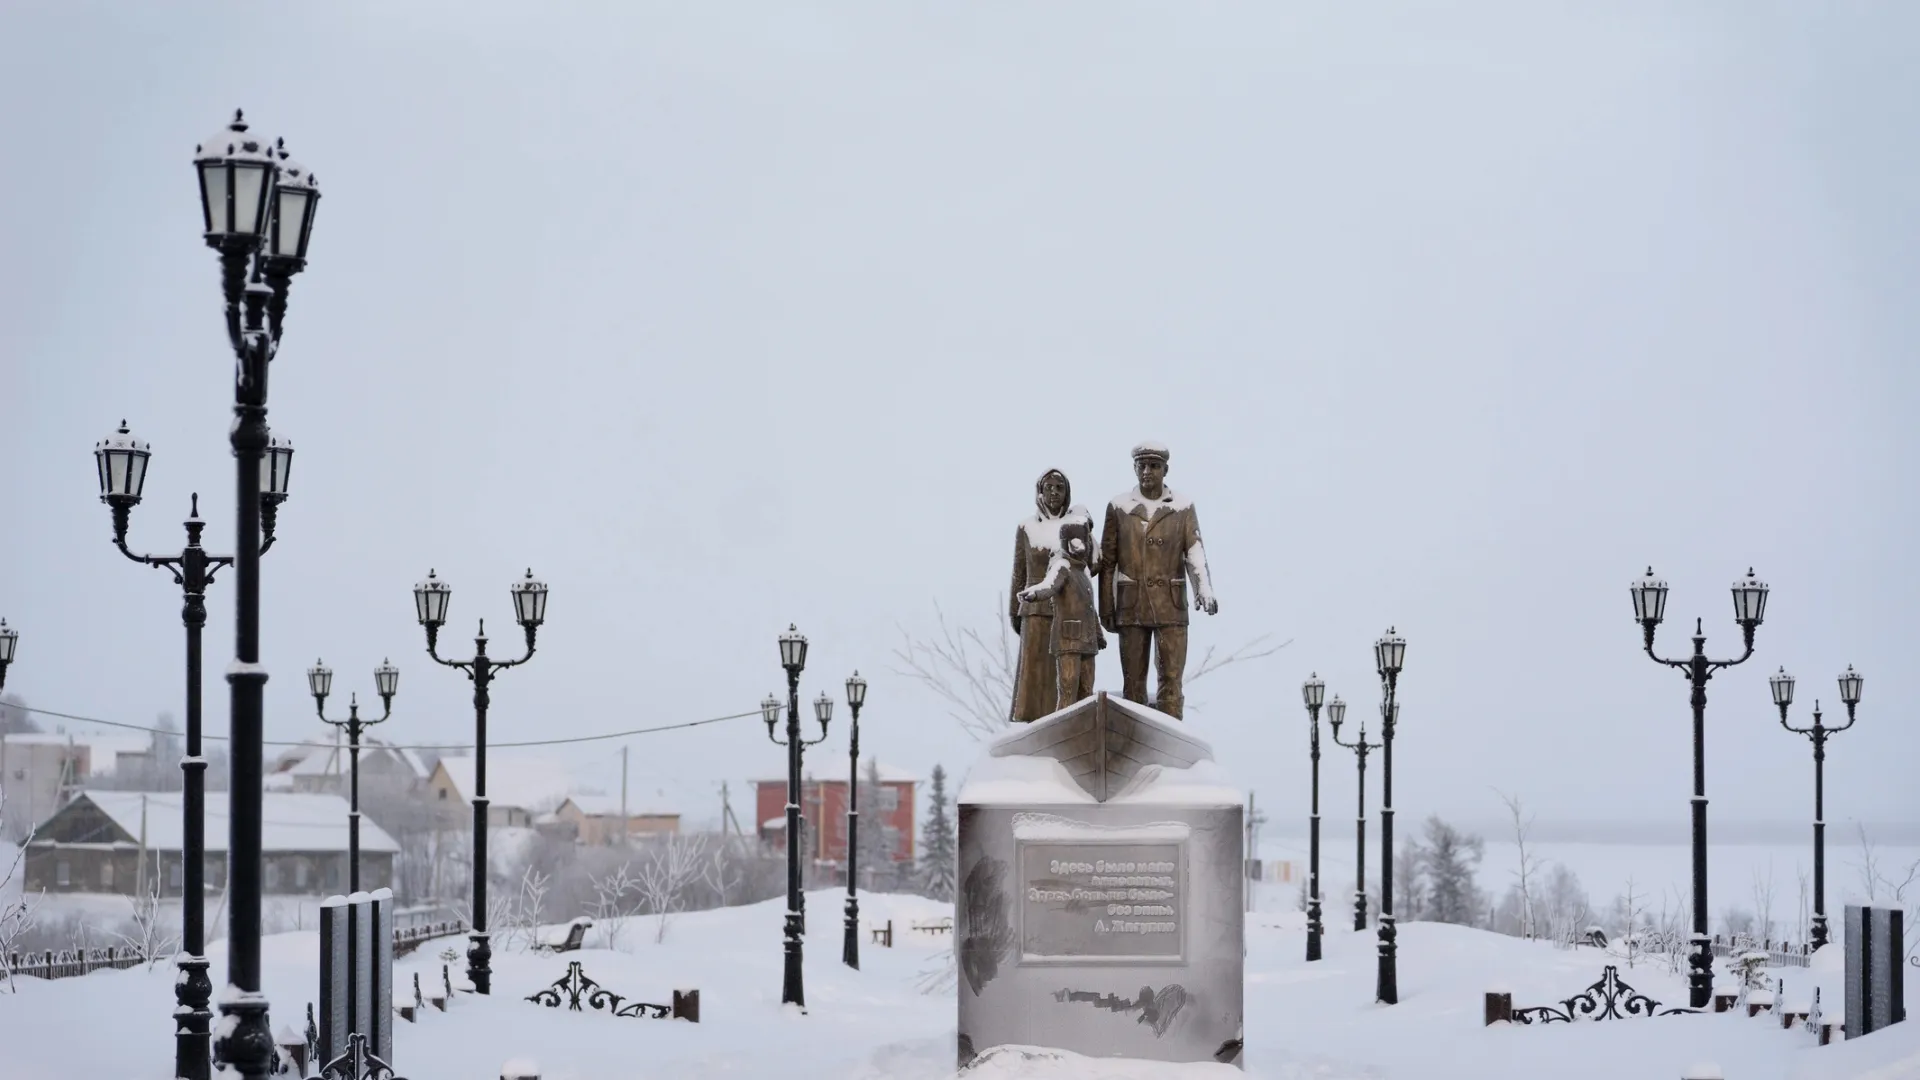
<box><xmin>918</xmin><ymin>764</ymin><xmax>956</xmax><ymax>902</ymax></box>
<box><xmin>855</xmin><ymin>757</ymin><xmax>898</xmax><ymax>891</ymax></box>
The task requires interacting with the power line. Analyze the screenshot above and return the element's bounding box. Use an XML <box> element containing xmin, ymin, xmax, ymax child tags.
<box><xmin>6</xmin><ymin>702</ymin><xmax>763</xmax><ymax>750</ymax></box>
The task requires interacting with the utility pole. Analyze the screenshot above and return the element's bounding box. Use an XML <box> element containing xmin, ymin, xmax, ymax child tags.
<box><xmin>139</xmin><ymin>792</ymin><xmax>150</xmax><ymax>895</ymax></box>
<box><xmin>620</xmin><ymin>746</ymin><xmax>629</xmax><ymax>846</ymax></box>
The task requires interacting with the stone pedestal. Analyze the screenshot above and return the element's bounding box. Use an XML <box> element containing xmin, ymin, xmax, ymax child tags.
<box><xmin>957</xmin><ymin>692</ymin><xmax>1244</xmax><ymax>1069</ymax></box>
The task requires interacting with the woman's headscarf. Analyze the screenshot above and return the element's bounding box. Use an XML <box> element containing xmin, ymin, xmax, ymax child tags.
<box><xmin>1034</xmin><ymin>469</ymin><xmax>1072</xmax><ymax>521</ymax></box>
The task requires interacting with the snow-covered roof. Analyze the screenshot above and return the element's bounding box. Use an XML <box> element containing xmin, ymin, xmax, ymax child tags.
<box><xmin>560</xmin><ymin>793</ymin><xmax>681</xmax><ymax>819</ymax></box>
<box><xmin>276</xmin><ymin>736</ymin><xmax>427</xmax><ymax>780</ymax></box>
<box><xmin>66</xmin><ymin>790</ymin><xmax>398</xmax><ymax>854</ymax></box>
<box><xmin>433</xmin><ymin>755</ymin><xmax>574</xmax><ymax>813</ymax></box>
<box><xmin>2</xmin><ymin>731</ymin><xmax>154</xmax><ymax>775</ymax></box>
<box><xmin>752</xmin><ymin>760</ymin><xmax>920</xmax><ymax>785</ymax></box>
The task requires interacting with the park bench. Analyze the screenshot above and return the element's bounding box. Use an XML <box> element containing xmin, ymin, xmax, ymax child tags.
<box><xmin>911</xmin><ymin>917</ymin><xmax>954</xmax><ymax>936</ymax></box>
<box><xmin>532</xmin><ymin>917</ymin><xmax>593</xmax><ymax>954</ymax></box>
<box><xmin>870</xmin><ymin>919</ymin><xmax>894</xmax><ymax>947</ymax></box>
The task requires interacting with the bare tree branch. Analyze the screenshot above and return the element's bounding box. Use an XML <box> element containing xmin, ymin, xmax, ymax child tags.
<box><xmin>893</xmin><ymin>597</ymin><xmax>1288</xmax><ymax>740</ymax></box>
<box><xmin>1189</xmin><ymin>635</ymin><xmax>1292</xmax><ymax>684</ymax></box>
<box><xmin>891</xmin><ymin>600</ymin><xmax>1019</xmax><ymax>743</ymax></box>
<box><xmin>0</xmin><ymin>792</ymin><xmax>40</xmax><ymax>992</ymax></box>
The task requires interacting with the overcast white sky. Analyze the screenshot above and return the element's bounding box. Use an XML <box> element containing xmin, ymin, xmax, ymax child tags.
<box><xmin>1</xmin><ymin>3</ymin><xmax>1914</xmax><ymax>834</ymax></box>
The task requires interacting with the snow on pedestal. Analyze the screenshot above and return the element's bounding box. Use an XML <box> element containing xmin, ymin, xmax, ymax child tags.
<box><xmin>957</xmin><ymin>692</ymin><xmax>1244</xmax><ymax>1070</ymax></box>
<box><xmin>500</xmin><ymin>1057</ymin><xmax>541</xmax><ymax>1080</ymax></box>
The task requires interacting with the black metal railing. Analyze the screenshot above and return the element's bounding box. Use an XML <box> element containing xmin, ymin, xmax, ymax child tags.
<box><xmin>7</xmin><ymin>946</ymin><xmax>148</xmax><ymax>981</ymax></box>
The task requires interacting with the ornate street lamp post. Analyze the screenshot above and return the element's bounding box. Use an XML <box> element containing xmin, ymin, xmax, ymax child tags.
<box><xmin>308</xmin><ymin>658</ymin><xmax>398</xmax><ymax>893</ymax></box>
<box><xmin>0</xmin><ymin>619</ymin><xmax>17</xmax><ymax>692</ymax></box>
<box><xmin>1632</xmin><ymin>566</ymin><xmax>1768</xmax><ymax>1009</ymax></box>
<box><xmin>192</xmin><ymin>109</ymin><xmax>321</xmax><ymax>1080</ymax></box>
<box><xmin>1771</xmin><ymin>664</ymin><xmax>1863</xmax><ymax>950</ymax></box>
<box><xmin>843</xmin><ymin>671</ymin><xmax>868</xmax><ymax>971</ymax></box>
<box><xmin>94</xmin><ymin>419</ymin><xmax>291</xmax><ymax>1080</ymax></box>
<box><xmin>1328</xmin><ymin>693</ymin><xmax>1378</xmax><ymax>933</ymax></box>
<box><xmin>1300</xmin><ymin>674</ymin><xmax>1331</xmax><ymax>961</ymax></box>
<box><xmin>766</xmin><ymin>626</ymin><xmax>831</xmax><ymax>1008</ymax></box>
<box><xmin>414</xmin><ymin>568</ymin><xmax>548</xmax><ymax>994</ymax></box>
<box><xmin>1373</xmin><ymin>628</ymin><xmax>1406</xmax><ymax>1005</ymax></box>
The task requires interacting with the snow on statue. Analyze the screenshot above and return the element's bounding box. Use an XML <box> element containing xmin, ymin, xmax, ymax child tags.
<box><xmin>1017</xmin><ymin>518</ymin><xmax>1106</xmax><ymax>710</ymax></box>
<box><xmin>1007</xmin><ymin>469</ymin><xmax>1094</xmax><ymax>722</ymax></box>
<box><xmin>1097</xmin><ymin>441</ymin><xmax>1217</xmax><ymax>720</ymax></box>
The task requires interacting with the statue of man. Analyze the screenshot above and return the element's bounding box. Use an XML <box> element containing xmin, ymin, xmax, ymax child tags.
<box><xmin>1097</xmin><ymin>441</ymin><xmax>1217</xmax><ymax>719</ymax></box>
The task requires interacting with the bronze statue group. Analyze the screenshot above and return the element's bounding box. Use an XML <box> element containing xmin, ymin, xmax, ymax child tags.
<box><xmin>1009</xmin><ymin>441</ymin><xmax>1217</xmax><ymax>724</ymax></box>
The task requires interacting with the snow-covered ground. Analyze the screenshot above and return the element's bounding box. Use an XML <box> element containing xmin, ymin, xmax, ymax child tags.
<box><xmin>2</xmin><ymin>887</ymin><xmax>1915</xmax><ymax>1080</ymax></box>
<box><xmin>1256</xmin><ymin>837</ymin><xmax>1920</xmax><ymax>932</ymax></box>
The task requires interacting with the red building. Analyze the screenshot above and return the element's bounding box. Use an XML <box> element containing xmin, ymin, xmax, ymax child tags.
<box><xmin>754</xmin><ymin>760</ymin><xmax>917</xmax><ymax>871</ymax></box>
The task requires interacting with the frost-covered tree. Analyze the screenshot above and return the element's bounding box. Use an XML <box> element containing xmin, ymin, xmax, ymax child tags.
<box><xmin>1419</xmin><ymin>816</ymin><xmax>1486</xmax><ymax>926</ymax></box>
<box><xmin>855</xmin><ymin>757</ymin><xmax>898</xmax><ymax>891</ymax></box>
<box><xmin>0</xmin><ymin>693</ymin><xmax>35</xmax><ymax>736</ymax></box>
<box><xmin>917</xmin><ymin>765</ymin><xmax>956</xmax><ymax>902</ymax></box>
<box><xmin>892</xmin><ymin>599</ymin><xmax>1288</xmax><ymax>739</ymax></box>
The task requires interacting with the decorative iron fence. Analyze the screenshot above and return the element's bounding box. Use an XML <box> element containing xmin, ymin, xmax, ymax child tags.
<box><xmin>1710</xmin><ymin>935</ymin><xmax>1811</xmax><ymax>969</ymax></box>
<box><xmin>392</xmin><ymin>920</ymin><xmax>464</xmax><ymax>957</ymax></box>
<box><xmin>8</xmin><ymin>919</ymin><xmax>465</xmax><ymax>983</ymax></box>
<box><xmin>7</xmin><ymin>946</ymin><xmax>148</xmax><ymax>981</ymax></box>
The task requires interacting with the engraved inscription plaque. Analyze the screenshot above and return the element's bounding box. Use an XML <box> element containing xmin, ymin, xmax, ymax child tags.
<box><xmin>1018</xmin><ymin>841</ymin><xmax>1185</xmax><ymax>963</ymax></box>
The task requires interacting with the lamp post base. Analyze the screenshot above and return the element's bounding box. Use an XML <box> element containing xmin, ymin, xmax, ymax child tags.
<box><xmin>781</xmin><ymin>911</ymin><xmax>806</xmax><ymax>1009</ymax></box>
<box><xmin>211</xmin><ymin>988</ymin><xmax>274</xmax><ymax>1080</ymax></box>
<box><xmin>467</xmin><ymin>930</ymin><xmax>493</xmax><ymax>996</ymax></box>
<box><xmin>843</xmin><ymin>894</ymin><xmax>860</xmax><ymax>970</ymax></box>
<box><xmin>1305</xmin><ymin>899</ymin><xmax>1323</xmax><ymax>962</ymax></box>
<box><xmin>1376</xmin><ymin>914</ymin><xmax>1398</xmax><ymax>1005</ymax></box>
<box><xmin>174</xmin><ymin>953</ymin><xmax>213</xmax><ymax>1080</ymax></box>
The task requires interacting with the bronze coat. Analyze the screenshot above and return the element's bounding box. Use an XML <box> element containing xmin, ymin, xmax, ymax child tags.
<box><xmin>1098</xmin><ymin>493</ymin><xmax>1211</xmax><ymax>629</ymax></box>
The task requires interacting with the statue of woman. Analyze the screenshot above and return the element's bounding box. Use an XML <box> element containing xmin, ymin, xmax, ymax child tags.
<box><xmin>1009</xmin><ymin>469</ymin><xmax>1090</xmax><ymax>722</ymax></box>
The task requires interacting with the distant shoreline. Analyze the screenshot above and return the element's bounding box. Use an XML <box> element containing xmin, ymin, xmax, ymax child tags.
<box><xmin>1259</xmin><ymin>818</ymin><xmax>1920</xmax><ymax>846</ymax></box>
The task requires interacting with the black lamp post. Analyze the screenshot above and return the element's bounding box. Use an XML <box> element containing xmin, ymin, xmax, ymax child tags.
<box><xmin>1328</xmin><ymin>692</ymin><xmax>1378</xmax><ymax>933</ymax></box>
<box><xmin>308</xmin><ymin>659</ymin><xmax>398</xmax><ymax>894</ymax></box>
<box><xmin>1372</xmin><ymin>628</ymin><xmax>1406</xmax><ymax>1006</ymax></box>
<box><xmin>192</xmin><ymin>108</ymin><xmax>321</xmax><ymax>1080</ymax></box>
<box><xmin>0</xmin><ymin>619</ymin><xmax>16</xmax><ymax>692</ymax></box>
<box><xmin>766</xmin><ymin>626</ymin><xmax>831</xmax><ymax>1009</ymax></box>
<box><xmin>1301</xmin><ymin>674</ymin><xmax>1331</xmax><ymax>962</ymax></box>
<box><xmin>414</xmin><ymin>568</ymin><xmax>548</xmax><ymax>995</ymax></box>
<box><xmin>1771</xmin><ymin>664</ymin><xmax>1863</xmax><ymax>951</ymax></box>
<box><xmin>843</xmin><ymin>670</ymin><xmax>868</xmax><ymax>971</ymax></box>
<box><xmin>1632</xmin><ymin>566</ymin><xmax>1768</xmax><ymax>1009</ymax></box>
<box><xmin>95</xmin><ymin>417</ymin><xmax>291</xmax><ymax>1080</ymax></box>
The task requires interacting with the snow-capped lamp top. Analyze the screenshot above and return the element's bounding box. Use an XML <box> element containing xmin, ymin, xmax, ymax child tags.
<box><xmin>414</xmin><ymin>569</ymin><xmax>452</xmax><ymax>628</ymax></box>
<box><xmin>1731</xmin><ymin>568</ymin><xmax>1768</xmax><ymax>626</ymax></box>
<box><xmin>845</xmin><ymin>670</ymin><xmax>868</xmax><ymax>709</ymax></box>
<box><xmin>95</xmin><ymin>420</ymin><xmax>152</xmax><ymax>503</ymax></box>
<box><xmin>778</xmin><ymin>624</ymin><xmax>808</xmax><ymax>672</ymax></box>
<box><xmin>1630</xmin><ymin>566</ymin><xmax>1668</xmax><ymax>625</ymax></box>
<box><xmin>1326</xmin><ymin>694</ymin><xmax>1346</xmax><ymax>726</ymax></box>
<box><xmin>194</xmin><ymin>109</ymin><xmax>278</xmax><ymax>242</ymax></box>
<box><xmin>374</xmin><ymin>658</ymin><xmax>400</xmax><ymax>700</ymax></box>
<box><xmin>1837</xmin><ymin>664</ymin><xmax>1864</xmax><ymax>707</ymax></box>
<box><xmin>259</xmin><ymin>430</ymin><xmax>293</xmax><ymax>498</ymax></box>
<box><xmin>1373</xmin><ymin>627</ymin><xmax>1406</xmax><ymax>678</ymax></box>
<box><xmin>1769</xmin><ymin>666</ymin><xmax>1795</xmax><ymax>708</ymax></box>
<box><xmin>1131</xmin><ymin>440</ymin><xmax>1170</xmax><ymax>463</ymax></box>
<box><xmin>1301</xmin><ymin>672</ymin><xmax>1325</xmax><ymax>709</ymax></box>
<box><xmin>510</xmin><ymin>568</ymin><xmax>548</xmax><ymax>628</ymax></box>
<box><xmin>306</xmin><ymin>659</ymin><xmax>334</xmax><ymax>701</ymax></box>
<box><xmin>265</xmin><ymin>136</ymin><xmax>321</xmax><ymax>264</ymax></box>
<box><xmin>0</xmin><ymin>618</ymin><xmax>17</xmax><ymax>665</ymax></box>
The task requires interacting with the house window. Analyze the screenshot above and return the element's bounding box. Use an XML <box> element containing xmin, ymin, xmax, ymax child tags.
<box><xmin>170</xmin><ymin>862</ymin><xmax>183</xmax><ymax>888</ymax></box>
<box><xmin>295</xmin><ymin>860</ymin><xmax>308</xmax><ymax>889</ymax></box>
<box><xmin>101</xmin><ymin>861</ymin><xmax>114</xmax><ymax>888</ymax></box>
<box><xmin>56</xmin><ymin>861</ymin><xmax>70</xmax><ymax>887</ymax></box>
<box><xmin>877</xmin><ymin>788</ymin><xmax>900</xmax><ymax>813</ymax></box>
<box><xmin>265</xmin><ymin>862</ymin><xmax>281</xmax><ymax>890</ymax></box>
<box><xmin>438</xmin><ymin>788</ymin><xmax>447</xmax><ymax>800</ymax></box>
